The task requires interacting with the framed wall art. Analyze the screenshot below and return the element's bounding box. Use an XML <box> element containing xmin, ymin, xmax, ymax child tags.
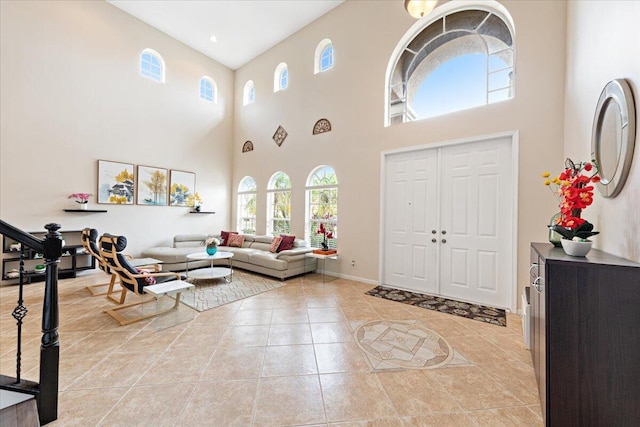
<box><xmin>169</xmin><ymin>170</ymin><xmax>196</xmax><ymax>206</ymax></box>
<box><xmin>97</xmin><ymin>160</ymin><xmax>135</xmax><ymax>205</ymax></box>
<box><xmin>136</xmin><ymin>165</ymin><xmax>168</xmax><ymax>206</ymax></box>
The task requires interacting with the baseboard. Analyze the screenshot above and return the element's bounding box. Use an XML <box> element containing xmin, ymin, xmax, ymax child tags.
<box><xmin>324</xmin><ymin>271</ymin><xmax>378</xmax><ymax>286</ymax></box>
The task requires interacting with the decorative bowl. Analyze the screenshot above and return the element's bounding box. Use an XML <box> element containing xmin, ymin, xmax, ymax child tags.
<box><xmin>561</xmin><ymin>239</ymin><xmax>593</xmax><ymax>257</ymax></box>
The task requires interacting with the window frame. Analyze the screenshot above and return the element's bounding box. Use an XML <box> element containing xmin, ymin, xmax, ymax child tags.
<box><xmin>305</xmin><ymin>165</ymin><xmax>338</xmax><ymax>249</ymax></box>
<box><xmin>314</xmin><ymin>39</ymin><xmax>334</xmax><ymax>74</ymax></box>
<box><xmin>384</xmin><ymin>2</ymin><xmax>515</xmax><ymax>126</ymax></box>
<box><xmin>140</xmin><ymin>48</ymin><xmax>165</xmax><ymax>83</ymax></box>
<box><xmin>243</xmin><ymin>80</ymin><xmax>255</xmax><ymax>106</ymax></box>
<box><xmin>199</xmin><ymin>76</ymin><xmax>218</xmax><ymax>103</ymax></box>
<box><xmin>237</xmin><ymin>176</ymin><xmax>257</xmax><ymax>234</ymax></box>
<box><xmin>266</xmin><ymin>171</ymin><xmax>292</xmax><ymax>236</ymax></box>
<box><xmin>274</xmin><ymin>63</ymin><xmax>288</xmax><ymax>92</ymax></box>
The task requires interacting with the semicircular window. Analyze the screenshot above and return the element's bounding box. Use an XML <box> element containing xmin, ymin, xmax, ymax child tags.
<box><xmin>387</xmin><ymin>8</ymin><xmax>514</xmax><ymax>126</ymax></box>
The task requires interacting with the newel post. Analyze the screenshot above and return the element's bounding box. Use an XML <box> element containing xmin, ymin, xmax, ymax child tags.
<box><xmin>39</xmin><ymin>223</ymin><xmax>62</xmax><ymax>424</ymax></box>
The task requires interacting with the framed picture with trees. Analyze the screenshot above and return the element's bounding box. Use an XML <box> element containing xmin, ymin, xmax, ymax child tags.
<box><xmin>169</xmin><ymin>170</ymin><xmax>196</xmax><ymax>207</ymax></box>
<box><xmin>136</xmin><ymin>165</ymin><xmax>168</xmax><ymax>206</ymax></box>
<box><xmin>97</xmin><ymin>160</ymin><xmax>135</xmax><ymax>204</ymax></box>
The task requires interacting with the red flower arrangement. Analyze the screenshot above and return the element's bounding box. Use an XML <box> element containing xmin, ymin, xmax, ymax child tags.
<box><xmin>543</xmin><ymin>158</ymin><xmax>600</xmax><ymax>240</ymax></box>
<box><xmin>317</xmin><ymin>223</ymin><xmax>334</xmax><ymax>250</ymax></box>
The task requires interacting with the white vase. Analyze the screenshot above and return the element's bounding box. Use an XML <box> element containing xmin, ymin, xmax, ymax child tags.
<box><xmin>80</xmin><ymin>203</ymin><xmax>88</xmax><ymax>210</ymax></box>
<box><xmin>561</xmin><ymin>239</ymin><xmax>593</xmax><ymax>257</ymax></box>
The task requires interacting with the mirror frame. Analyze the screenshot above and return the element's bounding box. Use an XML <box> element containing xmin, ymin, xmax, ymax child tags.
<box><xmin>591</xmin><ymin>78</ymin><xmax>636</xmax><ymax>198</ymax></box>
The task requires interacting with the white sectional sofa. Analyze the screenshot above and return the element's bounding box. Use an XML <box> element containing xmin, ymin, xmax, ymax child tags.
<box><xmin>141</xmin><ymin>234</ymin><xmax>317</xmax><ymax>280</ymax></box>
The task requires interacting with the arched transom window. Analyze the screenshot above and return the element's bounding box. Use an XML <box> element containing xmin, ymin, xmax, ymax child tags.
<box><xmin>314</xmin><ymin>39</ymin><xmax>334</xmax><ymax>74</ymax></box>
<box><xmin>237</xmin><ymin>176</ymin><xmax>257</xmax><ymax>234</ymax></box>
<box><xmin>386</xmin><ymin>5</ymin><xmax>515</xmax><ymax>126</ymax></box>
<box><xmin>243</xmin><ymin>80</ymin><xmax>255</xmax><ymax>106</ymax></box>
<box><xmin>306</xmin><ymin>165</ymin><xmax>338</xmax><ymax>248</ymax></box>
<box><xmin>267</xmin><ymin>172</ymin><xmax>292</xmax><ymax>236</ymax></box>
<box><xmin>140</xmin><ymin>48</ymin><xmax>165</xmax><ymax>83</ymax></box>
<box><xmin>200</xmin><ymin>76</ymin><xmax>217</xmax><ymax>103</ymax></box>
<box><xmin>274</xmin><ymin>62</ymin><xmax>288</xmax><ymax>92</ymax></box>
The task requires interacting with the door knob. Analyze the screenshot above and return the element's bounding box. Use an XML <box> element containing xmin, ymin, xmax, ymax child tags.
<box><xmin>441</xmin><ymin>239</ymin><xmax>447</xmax><ymax>243</ymax></box>
<box><xmin>431</xmin><ymin>230</ymin><xmax>437</xmax><ymax>234</ymax></box>
<box><xmin>441</xmin><ymin>230</ymin><xmax>447</xmax><ymax>235</ymax></box>
<box><xmin>431</xmin><ymin>238</ymin><xmax>437</xmax><ymax>243</ymax></box>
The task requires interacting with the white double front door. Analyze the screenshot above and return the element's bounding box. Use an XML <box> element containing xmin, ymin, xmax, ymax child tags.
<box><xmin>383</xmin><ymin>135</ymin><xmax>514</xmax><ymax>309</ymax></box>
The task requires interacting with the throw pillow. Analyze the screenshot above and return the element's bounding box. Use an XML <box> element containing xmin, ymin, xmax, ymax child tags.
<box><xmin>135</xmin><ymin>267</ymin><xmax>156</xmax><ymax>285</ymax></box>
<box><xmin>269</xmin><ymin>236</ymin><xmax>283</xmax><ymax>253</ymax></box>
<box><xmin>227</xmin><ymin>233</ymin><xmax>245</xmax><ymax>248</ymax></box>
<box><xmin>278</xmin><ymin>235</ymin><xmax>296</xmax><ymax>252</ymax></box>
<box><xmin>220</xmin><ymin>230</ymin><xmax>237</xmax><ymax>246</ymax></box>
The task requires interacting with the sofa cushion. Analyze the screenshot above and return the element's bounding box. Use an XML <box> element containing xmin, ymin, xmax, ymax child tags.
<box><xmin>220</xmin><ymin>231</ymin><xmax>237</xmax><ymax>246</ymax></box>
<box><xmin>174</xmin><ymin>234</ymin><xmax>207</xmax><ymax>248</ymax></box>
<box><xmin>247</xmin><ymin>252</ymin><xmax>287</xmax><ymax>271</ymax></box>
<box><xmin>269</xmin><ymin>236</ymin><xmax>283</xmax><ymax>253</ymax></box>
<box><xmin>228</xmin><ymin>234</ymin><xmax>245</xmax><ymax>247</ymax></box>
<box><xmin>278</xmin><ymin>235</ymin><xmax>296</xmax><ymax>252</ymax></box>
<box><xmin>219</xmin><ymin>247</ymin><xmax>256</xmax><ymax>263</ymax></box>
<box><xmin>142</xmin><ymin>246</ymin><xmax>204</xmax><ymax>264</ymax></box>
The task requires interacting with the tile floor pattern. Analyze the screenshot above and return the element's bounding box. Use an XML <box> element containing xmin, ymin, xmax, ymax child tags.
<box><xmin>0</xmin><ymin>271</ymin><xmax>542</xmax><ymax>426</ymax></box>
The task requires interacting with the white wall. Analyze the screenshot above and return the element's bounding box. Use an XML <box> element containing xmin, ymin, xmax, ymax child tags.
<box><xmin>0</xmin><ymin>1</ymin><xmax>234</xmax><ymax>255</ymax></box>
<box><xmin>232</xmin><ymin>0</ymin><xmax>568</xmax><ymax>305</ymax></box>
<box><xmin>564</xmin><ymin>0</ymin><xmax>640</xmax><ymax>262</ymax></box>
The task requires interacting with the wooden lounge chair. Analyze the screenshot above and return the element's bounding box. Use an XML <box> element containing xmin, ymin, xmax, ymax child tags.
<box><xmin>98</xmin><ymin>233</ymin><xmax>188</xmax><ymax>326</ymax></box>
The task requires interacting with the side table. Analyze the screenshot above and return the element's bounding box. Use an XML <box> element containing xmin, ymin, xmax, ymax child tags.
<box><xmin>305</xmin><ymin>252</ymin><xmax>338</xmax><ymax>283</ymax></box>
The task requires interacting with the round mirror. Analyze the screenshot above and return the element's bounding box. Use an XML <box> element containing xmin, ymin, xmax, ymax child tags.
<box><xmin>591</xmin><ymin>79</ymin><xmax>636</xmax><ymax>198</ymax></box>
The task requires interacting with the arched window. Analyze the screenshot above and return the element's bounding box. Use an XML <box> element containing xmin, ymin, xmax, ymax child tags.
<box><xmin>385</xmin><ymin>3</ymin><xmax>515</xmax><ymax>126</ymax></box>
<box><xmin>314</xmin><ymin>39</ymin><xmax>334</xmax><ymax>74</ymax></box>
<box><xmin>199</xmin><ymin>76</ymin><xmax>217</xmax><ymax>103</ymax></box>
<box><xmin>237</xmin><ymin>176</ymin><xmax>257</xmax><ymax>234</ymax></box>
<box><xmin>243</xmin><ymin>80</ymin><xmax>255</xmax><ymax>106</ymax></box>
<box><xmin>274</xmin><ymin>63</ymin><xmax>288</xmax><ymax>92</ymax></box>
<box><xmin>306</xmin><ymin>166</ymin><xmax>338</xmax><ymax>248</ymax></box>
<box><xmin>267</xmin><ymin>172</ymin><xmax>292</xmax><ymax>235</ymax></box>
<box><xmin>140</xmin><ymin>49</ymin><xmax>165</xmax><ymax>83</ymax></box>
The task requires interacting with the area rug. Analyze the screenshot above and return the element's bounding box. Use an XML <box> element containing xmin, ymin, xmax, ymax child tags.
<box><xmin>180</xmin><ymin>270</ymin><xmax>286</xmax><ymax>312</ymax></box>
<box><xmin>365</xmin><ymin>285</ymin><xmax>507</xmax><ymax>327</ymax></box>
<box><xmin>354</xmin><ymin>319</ymin><xmax>472</xmax><ymax>372</ymax></box>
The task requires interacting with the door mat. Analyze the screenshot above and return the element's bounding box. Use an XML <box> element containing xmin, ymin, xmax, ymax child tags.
<box><xmin>365</xmin><ymin>285</ymin><xmax>506</xmax><ymax>327</ymax></box>
<box><xmin>179</xmin><ymin>270</ymin><xmax>287</xmax><ymax>312</ymax></box>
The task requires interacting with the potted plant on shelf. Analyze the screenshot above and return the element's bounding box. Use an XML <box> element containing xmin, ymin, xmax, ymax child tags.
<box><xmin>68</xmin><ymin>192</ymin><xmax>93</xmax><ymax>210</ymax></box>
<box><xmin>542</xmin><ymin>158</ymin><xmax>600</xmax><ymax>256</ymax></box>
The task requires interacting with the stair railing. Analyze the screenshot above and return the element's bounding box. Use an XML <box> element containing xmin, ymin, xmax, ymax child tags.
<box><xmin>0</xmin><ymin>220</ymin><xmax>62</xmax><ymax>425</ymax></box>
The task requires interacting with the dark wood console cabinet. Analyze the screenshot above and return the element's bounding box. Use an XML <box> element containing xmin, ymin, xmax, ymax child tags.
<box><xmin>530</xmin><ymin>243</ymin><xmax>640</xmax><ymax>426</ymax></box>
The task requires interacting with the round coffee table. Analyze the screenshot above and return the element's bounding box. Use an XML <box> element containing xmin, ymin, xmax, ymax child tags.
<box><xmin>186</xmin><ymin>251</ymin><xmax>234</xmax><ymax>281</ymax></box>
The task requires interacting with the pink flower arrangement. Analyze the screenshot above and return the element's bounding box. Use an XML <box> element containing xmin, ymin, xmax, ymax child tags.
<box><xmin>317</xmin><ymin>223</ymin><xmax>334</xmax><ymax>250</ymax></box>
<box><xmin>68</xmin><ymin>192</ymin><xmax>92</xmax><ymax>204</ymax></box>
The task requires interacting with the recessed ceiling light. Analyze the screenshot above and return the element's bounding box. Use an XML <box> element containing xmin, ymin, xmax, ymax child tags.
<box><xmin>210</xmin><ymin>35</ymin><xmax>217</xmax><ymax>43</ymax></box>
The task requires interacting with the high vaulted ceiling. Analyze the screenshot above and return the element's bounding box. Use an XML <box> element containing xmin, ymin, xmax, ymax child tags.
<box><xmin>107</xmin><ymin>0</ymin><xmax>345</xmax><ymax>70</ymax></box>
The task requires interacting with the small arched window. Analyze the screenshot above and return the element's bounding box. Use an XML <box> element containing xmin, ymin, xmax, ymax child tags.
<box><xmin>140</xmin><ymin>49</ymin><xmax>165</xmax><ymax>83</ymax></box>
<box><xmin>274</xmin><ymin>63</ymin><xmax>288</xmax><ymax>92</ymax></box>
<box><xmin>237</xmin><ymin>176</ymin><xmax>257</xmax><ymax>234</ymax></box>
<box><xmin>199</xmin><ymin>76</ymin><xmax>217</xmax><ymax>103</ymax></box>
<box><xmin>267</xmin><ymin>172</ymin><xmax>292</xmax><ymax>236</ymax></box>
<box><xmin>385</xmin><ymin>3</ymin><xmax>515</xmax><ymax>126</ymax></box>
<box><xmin>243</xmin><ymin>80</ymin><xmax>255</xmax><ymax>106</ymax></box>
<box><xmin>314</xmin><ymin>39</ymin><xmax>334</xmax><ymax>74</ymax></box>
<box><xmin>306</xmin><ymin>165</ymin><xmax>338</xmax><ymax>248</ymax></box>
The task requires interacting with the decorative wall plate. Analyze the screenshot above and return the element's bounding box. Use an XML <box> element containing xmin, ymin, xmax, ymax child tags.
<box><xmin>272</xmin><ymin>125</ymin><xmax>288</xmax><ymax>146</ymax></box>
<box><xmin>242</xmin><ymin>141</ymin><xmax>254</xmax><ymax>153</ymax></box>
<box><xmin>313</xmin><ymin>118</ymin><xmax>332</xmax><ymax>135</ymax></box>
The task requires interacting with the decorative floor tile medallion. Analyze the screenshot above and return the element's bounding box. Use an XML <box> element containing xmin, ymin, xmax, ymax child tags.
<box><xmin>354</xmin><ymin>319</ymin><xmax>458</xmax><ymax>372</ymax></box>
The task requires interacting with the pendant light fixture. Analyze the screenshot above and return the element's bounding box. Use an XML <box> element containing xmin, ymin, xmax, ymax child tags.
<box><xmin>404</xmin><ymin>0</ymin><xmax>438</xmax><ymax>19</ymax></box>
